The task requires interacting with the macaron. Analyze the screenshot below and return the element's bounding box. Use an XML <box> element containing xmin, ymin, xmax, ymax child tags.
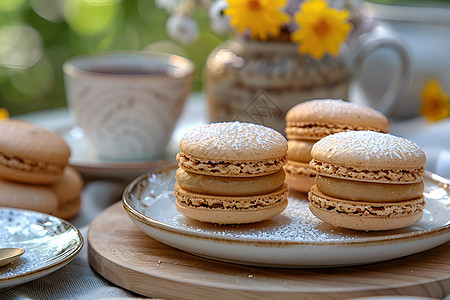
<box><xmin>0</xmin><ymin>166</ymin><xmax>84</xmax><ymax>219</ymax></box>
<box><xmin>0</xmin><ymin>119</ymin><xmax>70</xmax><ymax>184</ymax></box>
<box><xmin>0</xmin><ymin>179</ymin><xmax>59</xmax><ymax>214</ymax></box>
<box><xmin>55</xmin><ymin>197</ymin><xmax>81</xmax><ymax>220</ymax></box>
<box><xmin>174</xmin><ymin>121</ymin><xmax>288</xmax><ymax>224</ymax></box>
<box><xmin>308</xmin><ymin>130</ymin><xmax>426</xmax><ymax>231</ymax></box>
<box><xmin>284</xmin><ymin>99</ymin><xmax>390</xmax><ymax>192</ymax></box>
<box><xmin>50</xmin><ymin>166</ymin><xmax>84</xmax><ymax>220</ymax></box>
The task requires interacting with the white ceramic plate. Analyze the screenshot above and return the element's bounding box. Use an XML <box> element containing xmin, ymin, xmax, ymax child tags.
<box><xmin>60</xmin><ymin>126</ymin><xmax>173</xmax><ymax>182</ymax></box>
<box><xmin>123</xmin><ymin>163</ymin><xmax>450</xmax><ymax>268</ymax></box>
<box><xmin>0</xmin><ymin>208</ymin><xmax>83</xmax><ymax>289</ymax></box>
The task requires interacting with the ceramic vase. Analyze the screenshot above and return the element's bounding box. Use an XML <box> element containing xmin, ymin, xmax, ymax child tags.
<box><xmin>204</xmin><ymin>39</ymin><xmax>350</xmax><ymax>134</ymax></box>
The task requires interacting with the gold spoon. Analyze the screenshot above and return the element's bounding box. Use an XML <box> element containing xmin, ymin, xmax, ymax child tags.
<box><xmin>0</xmin><ymin>248</ymin><xmax>25</xmax><ymax>267</ymax></box>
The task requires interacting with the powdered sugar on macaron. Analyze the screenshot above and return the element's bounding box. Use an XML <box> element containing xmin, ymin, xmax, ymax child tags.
<box><xmin>180</xmin><ymin>122</ymin><xmax>287</xmax><ymax>161</ymax></box>
<box><xmin>311</xmin><ymin>131</ymin><xmax>426</xmax><ymax>169</ymax></box>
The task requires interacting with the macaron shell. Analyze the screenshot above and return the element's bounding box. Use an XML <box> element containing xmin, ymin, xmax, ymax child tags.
<box><xmin>177</xmin><ymin>152</ymin><xmax>287</xmax><ymax>177</ymax></box>
<box><xmin>311</xmin><ymin>131</ymin><xmax>426</xmax><ymax>169</ymax></box>
<box><xmin>315</xmin><ymin>175</ymin><xmax>425</xmax><ymax>202</ymax></box>
<box><xmin>0</xmin><ymin>179</ymin><xmax>58</xmax><ymax>214</ymax></box>
<box><xmin>309</xmin><ymin>203</ymin><xmax>424</xmax><ymax>231</ymax></box>
<box><xmin>175</xmin><ymin>197</ymin><xmax>288</xmax><ymax>225</ymax></box>
<box><xmin>285</xmin><ymin>99</ymin><xmax>390</xmax><ymax>133</ymax></box>
<box><xmin>0</xmin><ymin>119</ymin><xmax>70</xmax><ymax>184</ymax></box>
<box><xmin>176</xmin><ymin>168</ymin><xmax>285</xmax><ymax>196</ymax></box>
<box><xmin>309</xmin><ymin>204</ymin><xmax>423</xmax><ymax>231</ymax></box>
<box><xmin>54</xmin><ymin>197</ymin><xmax>81</xmax><ymax>220</ymax></box>
<box><xmin>50</xmin><ymin>166</ymin><xmax>84</xmax><ymax>204</ymax></box>
<box><xmin>308</xmin><ymin>185</ymin><xmax>426</xmax><ymax>231</ymax></box>
<box><xmin>287</xmin><ymin>140</ymin><xmax>315</xmax><ymax>162</ymax></box>
<box><xmin>310</xmin><ymin>159</ymin><xmax>424</xmax><ymax>184</ymax></box>
<box><xmin>286</xmin><ymin>122</ymin><xmax>386</xmax><ymax>140</ymax></box>
<box><xmin>0</xmin><ymin>164</ymin><xmax>65</xmax><ymax>185</ymax></box>
<box><xmin>174</xmin><ymin>184</ymin><xmax>288</xmax><ymax>224</ymax></box>
<box><xmin>0</xmin><ymin>119</ymin><xmax>70</xmax><ymax>163</ymax></box>
<box><xmin>175</xmin><ymin>198</ymin><xmax>288</xmax><ymax>225</ymax></box>
<box><xmin>179</xmin><ymin>122</ymin><xmax>288</xmax><ymax>161</ymax></box>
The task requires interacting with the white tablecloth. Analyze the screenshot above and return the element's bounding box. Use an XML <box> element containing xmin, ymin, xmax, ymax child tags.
<box><xmin>2</xmin><ymin>94</ymin><xmax>450</xmax><ymax>299</ymax></box>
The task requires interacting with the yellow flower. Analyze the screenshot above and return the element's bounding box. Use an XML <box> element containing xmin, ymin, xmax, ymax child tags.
<box><xmin>224</xmin><ymin>0</ymin><xmax>289</xmax><ymax>41</ymax></box>
<box><xmin>0</xmin><ymin>107</ymin><xmax>9</xmax><ymax>120</ymax></box>
<box><xmin>420</xmin><ymin>79</ymin><xmax>449</xmax><ymax>122</ymax></box>
<box><xmin>291</xmin><ymin>0</ymin><xmax>352</xmax><ymax>59</ymax></box>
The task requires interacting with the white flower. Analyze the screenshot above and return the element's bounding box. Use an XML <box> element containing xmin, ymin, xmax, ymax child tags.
<box><xmin>155</xmin><ymin>0</ymin><xmax>184</xmax><ymax>13</ymax></box>
<box><xmin>208</xmin><ymin>0</ymin><xmax>230</xmax><ymax>35</ymax></box>
<box><xmin>166</xmin><ymin>14</ymin><xmax>199</xmax><ymax>45</ymax></box>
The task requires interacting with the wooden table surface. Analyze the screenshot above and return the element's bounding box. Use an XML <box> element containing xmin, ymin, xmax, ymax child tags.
<box><xmin>87</xmin><ymin>202</ymin><xmax>450</xmax><ymax>299</ymax></box>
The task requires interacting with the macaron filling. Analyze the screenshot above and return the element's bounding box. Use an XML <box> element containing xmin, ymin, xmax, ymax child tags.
<box><xmin>0</xmin><ymin>153</ymin><xmax>66</xmax><ymax>175</ymax></box>
<box><xmin>315</xmin><ymin>175</ymin><xmax>425</xmax><ymax>202</ymax></box>
<box><xmin>309</xmin><ymin>186</ymin><xmax>426</xmax><ymax>218</ymax></box>
<box><xmin>310</xmin><ymin>159</ymin><xmax>425</xmax><ymax>184</ymax></box>
<box><xmin>176</xmin><ymin>168</ymin><xmax>285</xmax><ymax>196</ymax></box>
<box><xmin>176</xmin><ymin>152</ymin><xmax>287</xmax><ymax>177</ymax></box>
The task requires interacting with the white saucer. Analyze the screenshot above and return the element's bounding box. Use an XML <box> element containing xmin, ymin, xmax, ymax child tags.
<box><xmin>0</xmin><ymin>208</ymin><xmax>83</xmax><ymax>289</ymax></box>
<box><xmin>60</xmin><ymin>126</ymin><xmax>174</xmax><ymax>182</ymax></box>
<box><xmin>123</xmin><ymin>163</ymin><xmax>450</xmax><ymax>268</ymax></box>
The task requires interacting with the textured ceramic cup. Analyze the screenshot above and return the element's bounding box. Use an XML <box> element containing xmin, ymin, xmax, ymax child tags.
<box><xmin>63</xmin><ymin>51</ymin><xmax>195</xmax><ymax>161</ymax></box>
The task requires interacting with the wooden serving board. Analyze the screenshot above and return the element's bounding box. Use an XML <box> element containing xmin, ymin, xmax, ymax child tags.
<box><xmin>87</xmin><ymin>202</ymin><xmax>450</xmax><ymax>299</ymax></box>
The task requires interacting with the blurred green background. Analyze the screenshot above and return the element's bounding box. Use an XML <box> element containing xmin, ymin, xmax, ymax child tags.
<box><xmin>3</xmin><ymin>0</ymin><xmax>448</xmax><ymax>117</ymax></box>
<box><xmin>0</xmin><ymin>0</ymin><xmax>223</xmax><ymax>116</ymax></box>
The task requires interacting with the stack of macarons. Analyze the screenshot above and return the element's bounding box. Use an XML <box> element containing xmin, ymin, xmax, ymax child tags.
<box><xmin>174</xmin><ymin>121</ymin><xmax>288</xmax><ymax>224</ymax></box>
<box><xmin>308</xmin><ymin>130</ymin><xmax>426</xmax><ymax>231</ymax></box>
<box><xmin>0</xmin><ymin>119</ymin><xmax>83</xmax><ymax>220</ymax></box>
<box><xmin>284</xmin><ymin>99</ymin><xmax>390</xmax><ymax>192</ymax></box>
